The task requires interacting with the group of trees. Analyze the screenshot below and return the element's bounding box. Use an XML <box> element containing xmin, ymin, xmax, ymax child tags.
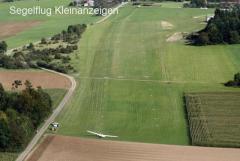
<box><xmin>184</xmin><ymin>0</ymin><xmax>207</xmax><ymax>8</ymax></box>
<box><xmin>225</xmin><ymin>73</ymin><xmax>240</xmax><ymax>87</ymax></box>
<box><xmin>51</xmin><ymin>24</ymin><xmax>87</xmax><ymax>43</ymax></box>
<box><xmin>0</xmin><ymin>24</ymin><xmax>86</xmax><ymax>73</ymax></box>
<box><xmin>0</xmin><ymin>81</ymin><xmax>52</xmax><ymax>152</ymax></box>
<box><xmin>184</xmin><ymin>0</ymin><xmax>221</xmax><ymax>8</ymax></box>
<box><xmin>187</xmin><ymin>6</ymin><xmax>240</xmax><ymax>45</ymax></box>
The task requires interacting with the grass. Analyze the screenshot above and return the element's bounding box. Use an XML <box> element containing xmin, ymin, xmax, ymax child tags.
<box><xmin>2</xmin><ymin>0</ymin><xmax>240</xmax><ymax>148</ymax></box>
<box><xmin>55</xmin><ymin>4</ymin><xmax>240</xmax><ymax>145</ymax></box>
<box><xmin>45</xmin><ymin>88</ymin><xmax>67</xmax><ymax>109</ymax></box>
<box><xmin>185</xmin><ymin>92</ymin><xmax>240</xmax><ymax>147</ymax></box>
<box><xmin>0</xmin><ymin>0</ymin><xmax>99</xmax><ymax>48</ymax></box>
<box><xmin>0</xmin><ymin>152</ymin><xmax>18</xmax><ymax>161</ymax></box>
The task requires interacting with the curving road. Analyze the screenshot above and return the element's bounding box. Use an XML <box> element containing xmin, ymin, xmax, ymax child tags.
<box><xmin>15</xmin><ymin>68</ymin><xmax>76</xmax><ymax>161</ymax></box>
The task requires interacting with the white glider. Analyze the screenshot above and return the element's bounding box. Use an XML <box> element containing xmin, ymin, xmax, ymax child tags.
<box><xmin>87</xmin><ymin>130</ymin><xmax>118</xmax><ymax>138</ymax></box>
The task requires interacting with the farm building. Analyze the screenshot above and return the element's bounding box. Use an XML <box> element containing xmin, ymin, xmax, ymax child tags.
<box><xmin>71</xmin><ymin>0</ymin><xmax>122</xmax><ymax>7</ymax></box>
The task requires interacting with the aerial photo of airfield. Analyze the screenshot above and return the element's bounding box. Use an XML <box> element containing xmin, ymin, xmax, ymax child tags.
<box><xmin>0</xmin><ymin>0</ymin><xmax>240</xmax><ymax>160</ymax></box>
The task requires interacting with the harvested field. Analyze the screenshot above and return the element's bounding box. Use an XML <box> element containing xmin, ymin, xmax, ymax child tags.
<box><xmin>27</xmin><ymin>135</ymin><xmax>240</xmax><ymax>161</ymax></box>
<box><xmin>166</xmin><ymin>32</ymin><xmax>183</xmax><ymax>42</ymax></box>
<box><xmin>0</xmin><ymin>70</ymin><xmax>71</xmax><ymax>90</ymax></box>
<box><xmin>161</xmin><ymin>21</ymin><xmax>174</xmax><ymax>29</ymax></box>
<box><xmin>0</xmin><ymin>21</ymin><xmax>41</xmax><ymax>39</ymax></box>
<box><xmin>185</xmin><ymin>92</ymin><xmax>240</xmax><ymax>147</ymax></box>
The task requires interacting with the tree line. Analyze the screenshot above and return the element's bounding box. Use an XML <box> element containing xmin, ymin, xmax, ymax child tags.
<box><xmin>0</xmin><ymin>41</ymin><xmax>7</xmax><ymax>54</ymax></box>
<box><xmin>0</xmin><ymin>24</ymin><xmax>86</xmax><ymax>73</ymax></box>
<box><xmin>187</xmin><ymin>6</ymin><xmax>240</xmax><ymax>45</ymax></box>
<box><xmin>0</xmin><ymin>81</ymin><xmax>52</xmax><ymax>152</ymax></box>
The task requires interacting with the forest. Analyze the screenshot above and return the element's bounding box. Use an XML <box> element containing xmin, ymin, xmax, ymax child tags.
<box><xmin>187</xmin><ymin>6</ymin><xmax>240</xmax><ymax>45</ymax></box>
<box><xmin>0</xmin><ymin>81</ymin><xmax>52</xmax><ymax>152</ymax></box>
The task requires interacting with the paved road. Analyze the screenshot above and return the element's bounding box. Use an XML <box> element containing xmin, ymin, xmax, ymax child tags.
<box><xmin>96</xmin><ymin>2</ymin><xmax>128</xmax><ymax>24</ymax></box>
<box><xmin>15</xmin><ymin>68</ymin><xmax>76</xmax><ymax>161</ymax></box>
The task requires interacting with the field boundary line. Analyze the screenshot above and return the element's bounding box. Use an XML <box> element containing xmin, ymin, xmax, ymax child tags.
<box><xmin>15</xmin><ymin>68</ymin><xmax>76</xmax><ymax>161</ymax></box>
<box><xmin>78</xmin><ymin>76</ymin><xmax>220</xmax><ymax>84</ymax></box>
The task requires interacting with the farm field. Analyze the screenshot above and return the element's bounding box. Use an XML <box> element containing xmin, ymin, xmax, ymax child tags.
<box><xmin>27</xmin><ymin>135</ymin><xmax>240</xmax><ymax>161</ymax></box>
<box><xmin>55</xmin><ymin>4</ymin><xmax>240</xmax><ymax>145</ymax></box>
<box><xmin>0</xmin><ymin>70</ymin><xmax>71</xmax><ymax>90</ymax></box>
<box><xmin>185</xmin><ymin>92</ymin><xmax>240</xmax><ymax>147</ymax></box>
<box><xmin>0</xmin><ymin>0</ymin><xmax>99</xmax><ymax>48</ymax></box>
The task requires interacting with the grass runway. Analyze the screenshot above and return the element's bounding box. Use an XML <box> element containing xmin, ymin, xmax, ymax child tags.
<box><xmin>55</xmin><ymin>5</ymin><xmax>240</xmax><ymax>144</ymax></box>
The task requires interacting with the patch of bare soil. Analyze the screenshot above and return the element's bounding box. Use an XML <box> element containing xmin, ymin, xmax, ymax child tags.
<box><xmin>0</xmin><ymin>21</ymin><xmax>41</xmax><ymax>39</ymax></box>
<box><xmin>26</xmin><ymin>135</ymin><xmax>55</xmax><ymax>161</ymax></box>
<box><xmin>161</xmin><ymin>21</ymin><xmax>174</xmax><ymax>30</ymax></box>
<box><xmin>27</xmin><ymin>135</ymin><xmax>240</xmax><ymax>161</ymax></box>
<box><xmin>0</xmin><ymin>70</ymin><xmax>71</xmax><ymax>90</ymax></box>
<box><xmin>166</xmin><ymin>32</ymin><xmax>183</xmax><ymax>42</ymax></box>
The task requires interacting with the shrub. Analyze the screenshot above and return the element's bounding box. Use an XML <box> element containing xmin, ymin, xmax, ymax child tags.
<box><xmin>0</xmin><ymin>41</ymin><xmax>7</xmax><ymax>54</ymax></box>
<box><xmin>40</xmin><ymin>38</ymin><xmax>47</xmax><ymax>44</ymax></box>
<box><xmin>225</xmin><ymin>73</ymin><xmax>240</xmax><ymax>87</ymax></box>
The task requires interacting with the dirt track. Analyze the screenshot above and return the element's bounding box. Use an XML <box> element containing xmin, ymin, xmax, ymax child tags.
<box><xmin>0</xmin><ymin>21</ymin><xmax>41</xmax><ymax>39</ymax></box>
<box><xmin>27</xmin><ymin>135</ymin><xmax>240</xmax><ymax>161</ymax></box>
<box><xmin>0</xmin><ymin>70</ymin><xmax>71</xmax><ymax>89</ymax></box>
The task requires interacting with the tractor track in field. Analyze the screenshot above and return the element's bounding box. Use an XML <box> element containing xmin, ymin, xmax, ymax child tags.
<box><xmin>77</xmin><ymin>76</ymin><xmax>220</xmax><ymax>84</ymax></box>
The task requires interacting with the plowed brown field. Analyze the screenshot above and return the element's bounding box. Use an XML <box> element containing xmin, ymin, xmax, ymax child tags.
<box><xmin>27</xmin><ymin>135</ymin><xmax>240</xmax><ymax>161</ymax></box>
<box><xmin>0</xmin><ymin>70</ymin><xmax>71</xmax><ymax>89</ymax></box>
<box><xmin>0</xmin><ymin>21</ymin><xmax>41</xmax><ymax>39</ymax></box>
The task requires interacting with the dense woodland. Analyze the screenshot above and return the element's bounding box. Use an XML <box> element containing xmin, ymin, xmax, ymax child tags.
<box><xmin>187</xmin><ymin>6</ymin><xmax>240</xmax><ymax>45</ymax></box>
<box><xmin>0</xmin><ymin>24</ymin><xmax>86</xmax><ymax>73</ymax></box>
<box><xmin>0</xmin><ymin>81</ymin><xmax>52</xmax><ymax>152</ymax></box>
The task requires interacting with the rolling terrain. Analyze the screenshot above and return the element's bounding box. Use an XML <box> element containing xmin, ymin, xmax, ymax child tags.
<box><xmin>1</xmin><ymin>1</ymin><xmax>240</xmax><ymax>161</ymax></box>
<box><xmin>55</xmin><ymin>4</ymin><xmax>240</xmax><ymax>144</ymax></box>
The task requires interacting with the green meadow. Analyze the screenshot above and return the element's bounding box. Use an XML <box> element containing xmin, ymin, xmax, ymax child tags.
<box><xmin>0</xmin><ymin>0</ymin><xmax>99</xmax><ymax>48</ymax></box>
<box><xmin>55</xmin><ymin>4</ymin><xmax>240</xmax><ymax>144</ymax></box>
